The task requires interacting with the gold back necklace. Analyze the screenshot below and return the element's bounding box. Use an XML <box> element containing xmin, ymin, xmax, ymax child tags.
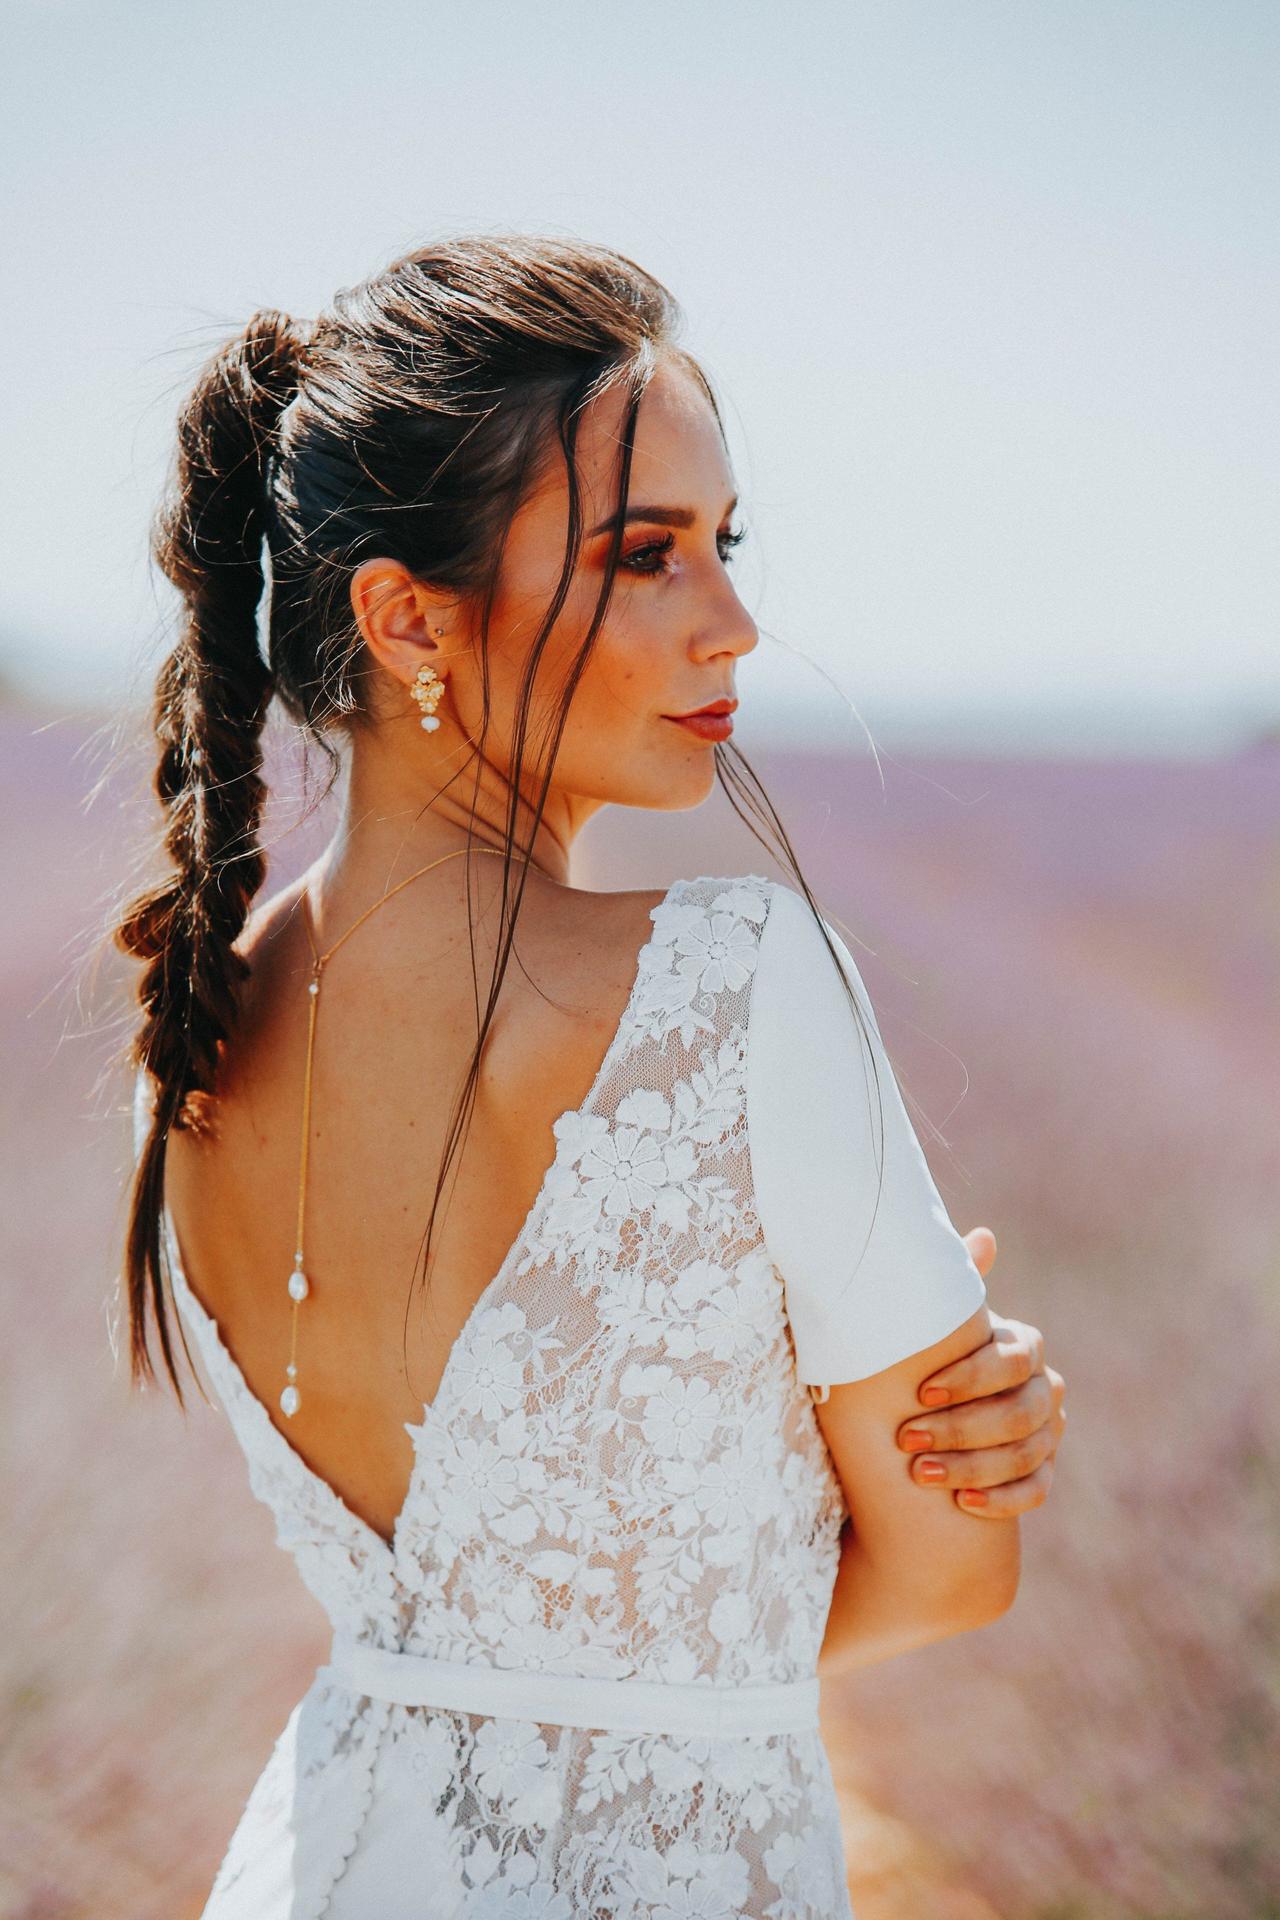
<box><xmin>281</xmin><ymin>843</ymin><xmax>508</xmax><ymax>1420</ymax></box>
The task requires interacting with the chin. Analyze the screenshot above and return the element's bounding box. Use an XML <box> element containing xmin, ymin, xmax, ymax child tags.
<box><xmin>655</xmin><ymin>752</ymin><xmax>720</xmax><ymax>813</ymax></box>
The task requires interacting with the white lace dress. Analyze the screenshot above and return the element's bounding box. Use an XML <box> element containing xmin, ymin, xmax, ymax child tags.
<box><xmin>131</xmin><ymin>872</ymin><xmax>987</xmax><ymax>1919</ymax></box>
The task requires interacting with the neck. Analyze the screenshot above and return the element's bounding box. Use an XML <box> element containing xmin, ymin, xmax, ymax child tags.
<box><xmin>314</xmin><ymin>720</ymin><xmax>596</xmax><ymax>906</ymax></box>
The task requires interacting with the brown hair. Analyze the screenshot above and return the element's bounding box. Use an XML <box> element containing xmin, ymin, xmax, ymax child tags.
<box><xmin>110</xmin><ymin>230</ymin><xmax>883</xmax><ymax>1406</ymax></box>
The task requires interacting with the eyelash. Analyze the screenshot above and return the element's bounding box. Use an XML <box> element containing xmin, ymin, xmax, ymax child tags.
<box><xmin>619</xmin><ymin>527</ymin><xmax>748</xmax><ymax>576</ymax></box>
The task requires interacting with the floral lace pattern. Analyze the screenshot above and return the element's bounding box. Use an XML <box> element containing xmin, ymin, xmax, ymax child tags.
<box><xmin>135</xmin><ymin>874</ymin><xmax>854</xmax><ymax>1918</ymax></box>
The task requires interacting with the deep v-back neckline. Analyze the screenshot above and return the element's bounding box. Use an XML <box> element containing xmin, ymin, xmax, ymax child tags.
<box><xmin>156</xmin><ymin>877</ymin><xmax>684</xmax><ymax>1567</ymax></box>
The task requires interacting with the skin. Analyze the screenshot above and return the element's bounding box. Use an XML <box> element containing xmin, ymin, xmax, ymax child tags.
<box><xmin>168</xmin><ymin>351</ymin><xmax>1065</xmax><ymax>1552</ymax></box>
<box><xmin>918</xmin><ymin>1230</ymin><xmax>1065</xmax><ymax>1518</ymax></box>
<box><xmin>347</xmin><ymin>353</ymin><xmax>1066</xmax><ymax>1525</ymax></box>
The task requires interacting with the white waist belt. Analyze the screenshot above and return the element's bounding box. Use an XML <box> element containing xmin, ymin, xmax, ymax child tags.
<box><xmin>320</xmin><ymin>1630</ymin><xmax>821</xmax><ymax>1738</ymax></box>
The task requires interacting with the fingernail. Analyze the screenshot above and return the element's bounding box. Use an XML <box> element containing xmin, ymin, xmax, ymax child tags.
<box><xmin>917</xmin><ymin>1459</ymin><xmax>948</xmax><ymax>1481</ymax></box>
<box><xmin>921</xmin><ymin>1386</ymin><xmax>951</xmax><ymax>1406</ymax></box>
<box><xmin>960</xmin><ymin>1489</ymin><xmax>988</xmax><ymax>1506</ymax></box>
<box><xmin>901</xmin><ymin>1428</ymin><xmax>934</xmax><ymax>1452</ymax></box>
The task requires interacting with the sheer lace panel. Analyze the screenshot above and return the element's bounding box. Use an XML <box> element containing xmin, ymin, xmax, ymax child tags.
<box><xmin>133</xmin><ymin>875</ymin><xmax>855</xmax><ymax>1919</ymax></box>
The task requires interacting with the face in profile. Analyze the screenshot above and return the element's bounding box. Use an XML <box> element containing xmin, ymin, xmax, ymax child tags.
<box><xmin>354</xmin><ymin>354</ymin><xmax>760</xmax><ymax>817</ymax></box>
<box><xmin>479</xmin><ymin>355</ymin><xmax>759</xmax><ymax>812</ymax></box>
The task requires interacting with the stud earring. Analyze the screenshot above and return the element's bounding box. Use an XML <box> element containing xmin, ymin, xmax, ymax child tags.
<box><xmin>410</xmin><ymin>632</ymin><xmax>447</xmax><ymax>732</ymax></box>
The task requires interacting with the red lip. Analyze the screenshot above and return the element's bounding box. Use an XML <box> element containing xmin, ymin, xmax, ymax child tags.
<box><xmin>666</xmin><ymin>697</ymin><xmax>738</xmax><ymax>719</ymax></box>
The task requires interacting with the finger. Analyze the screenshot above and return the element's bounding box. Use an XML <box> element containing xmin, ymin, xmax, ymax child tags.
<box><xmin>902</xmin><ymin>1375</ymin><xmax>1056</xmax><ymax>1452</ymax></box>
<box><xmin>955</xmin><ymin>1457</ymin><xmax>1055</xmax><ymax>1518</ymax></box>
<box><xmin>908</xmin><ymin>1417</ymin><xmax>1056</xmax><ymax>1491</ymax></box>
<box><xmin>962</xmin><ymin>1226</ymin><xmax>998</xmax><ymax>1276</ymax></box>
<box><xmin>900</xmin><ymin>1377</ymin><xmax>1056</xmax><ymax>1458</ymax></box>
<box><xmin>918</xmin><ymin>1317</ymin><xmax>1037</xmax><ymax>1409</ymax></box>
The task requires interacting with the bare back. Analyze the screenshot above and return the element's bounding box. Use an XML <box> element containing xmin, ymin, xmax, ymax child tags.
<box><xmin>162</xmin><ymin>866</ymin><xmax>669</xmax><ymax>1548</ymax></box>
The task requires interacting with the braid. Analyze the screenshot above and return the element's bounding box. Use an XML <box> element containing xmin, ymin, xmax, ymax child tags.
<box><xmin>115</xmin><ymin>309</ymin><xmax>306</xmax><ymax>1391</ymax></box>
<box><xmin>108</xmin><ymin>236</ymin><xmax>781</xmax><ymax>1409</ymax></box>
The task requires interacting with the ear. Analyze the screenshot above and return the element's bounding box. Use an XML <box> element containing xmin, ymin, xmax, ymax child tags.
<box><xmin>349</xmin><ymin>557</ymin><xmax>455</xmax><ymax>683</ymax></box>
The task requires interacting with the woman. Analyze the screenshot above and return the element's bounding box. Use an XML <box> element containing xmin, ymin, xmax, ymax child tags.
<box><xmin>118</xmin><ymin>233</ymin><xmax>1066</xmax><ymax>1918</ymax></box>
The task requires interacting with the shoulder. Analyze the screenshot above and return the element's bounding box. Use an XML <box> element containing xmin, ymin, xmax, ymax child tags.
<box><xmin>232</xmin><ymin>873</ymin><xmax>308</xmax><ymax>969</ymax></box>
<box><xmin>571</xmin><ymin>870</ymin><xmax>775</xmax><ymax>965</ymax></box>
<box><xmin>656</xmin><ymin>872</ymin><xmax>844</xmax><ymax>968</ymax></box>
<box><xmin>644</xmin><ymin>869</ymin><xmax>779</xmax><ymax>993</ymax></box>
<box><xmin>740</xmin><ymin>877</ymin><xmax>873</xmax><ymax>1035</ymax></box>
<box><xmin>653</xmin><ymin>870</ymin><xmax>778</xmax><ymax>940</ymax></box>
<box><xmin>544</xmin><ymin>873</ymin><xmax>777</xmax><ymax>1064</ymax></box>
<box><xmin>745</xmin><ymin>882</ymin><xmax>875</xmax><ymax>1103</ymax></box>
<box><xmin>560</xmin><ymin>881</ymin><xmax>675</xmax><ymax>1010</ymax></box>
<box><xmin>753</xmin><ymin>877</ymin><xmax>854</xmax><ymax>965</ymax></box>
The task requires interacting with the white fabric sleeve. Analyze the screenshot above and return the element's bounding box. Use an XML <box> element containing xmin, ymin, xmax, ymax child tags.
<box><xmin>746</xmin><ymin>881</ymin><xmax>988</xmax><ymax>1400</ymax></box>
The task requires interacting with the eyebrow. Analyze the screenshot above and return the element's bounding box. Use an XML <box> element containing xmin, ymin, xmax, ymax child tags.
<box><xmin>587</xmin><ymin>495</ymin><xmax>739</xmax><ymax>538</ymax></box>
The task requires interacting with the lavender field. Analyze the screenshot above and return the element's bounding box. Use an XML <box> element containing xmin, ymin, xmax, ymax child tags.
<box><xmin>2</xmin><ymin>691</ymin><xmax>1277</xmax><ymax>1919</ymax></box>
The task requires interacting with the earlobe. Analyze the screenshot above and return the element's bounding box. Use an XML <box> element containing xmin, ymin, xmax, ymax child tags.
<box><xmin>349</xmin><ymin>562</ymin><xmax>456</xmax><ymax>706</ymax></box>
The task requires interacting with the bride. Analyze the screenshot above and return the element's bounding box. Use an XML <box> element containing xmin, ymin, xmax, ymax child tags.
<box><xmin>117</xmin><ymin>231</ymin><xmax>1066</xmax><ymax>1918</ymax></box>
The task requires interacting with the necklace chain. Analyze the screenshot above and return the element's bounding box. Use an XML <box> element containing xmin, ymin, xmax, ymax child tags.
<box><xmin>280</xmin><ymin>843</ymin><xmax>508</xmax><ymax>1421</ymax></box>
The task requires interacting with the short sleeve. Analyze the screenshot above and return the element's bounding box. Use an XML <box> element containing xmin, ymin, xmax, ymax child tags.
<box><xmin>746</xmin><ymin>881</ymin><xmax>987</xmax><ymax>1401</ymax></box>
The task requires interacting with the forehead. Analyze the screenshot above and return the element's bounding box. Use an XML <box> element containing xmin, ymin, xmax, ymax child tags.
<box><xmin>525</xmin><ymin>356</ymin><xmax>733</xmax><ymax>529</ymax></box>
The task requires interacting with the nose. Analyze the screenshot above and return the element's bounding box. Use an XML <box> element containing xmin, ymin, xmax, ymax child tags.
<box><xmin>699</xmin><ymin>574</ymin><xmax>758</xmax><ymax>665</ymax></box>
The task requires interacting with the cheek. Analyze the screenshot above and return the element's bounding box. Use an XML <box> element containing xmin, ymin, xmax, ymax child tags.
<box><xmin>565</xmin><ymin>654</ymin><xmax>646</xmax><ymax>745</ymax></box>
<box><xmin>532</xmin><ymin>618</ymin><xmax>716</xmax><ymax>808</ymax></box>
<box><xmin>547</xmin><ymin>635</ymin><xmax>668</xmax><ymax>788</ymax></box>
<box><xmin>578</xmin><ymin>621</ymin><xmax>668</xmax><ymax>711</ymax></box>
<box><xmin>498</xmin><ymin>581</ymin><xmax>680</xmax><ymax>770</ymax></box>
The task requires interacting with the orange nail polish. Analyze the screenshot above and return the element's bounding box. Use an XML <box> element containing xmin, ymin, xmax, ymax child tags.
<box><xmin>917</xmin><ymin>1460</ymin><xmax>947</xmax><ymax>1481</ymax></box>
<box><xmin>901</xmin><ymin>1429</ymin><xmax>933</xmax><ymax>1452</ymax></box>
<box><xmin>921</xmin><ymin>1386</ymin><xmax>950</xmax><ymax>1406</ymax></box>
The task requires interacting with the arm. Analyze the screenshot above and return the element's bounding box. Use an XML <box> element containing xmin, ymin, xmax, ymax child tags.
<box><xmin>816</xmin><ymin>1304</ymin><xmax>1021</xmax><ymax>1677</ymax></box>
<box><xmin>901</xmin><ymin>1233</ymin><xmax>1068</xmax><ymax>1521</ymax></box>
<box><xmin>745</xmin><ymin>882</ymin><xmax>1028</xmax><ymax>1671</ymax></box>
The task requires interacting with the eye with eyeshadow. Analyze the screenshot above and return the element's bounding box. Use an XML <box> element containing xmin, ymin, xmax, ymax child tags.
<box><xmin>620</xmin><ymin>526</ymin><xmax>748</xmax><ymax>576</ymax></box>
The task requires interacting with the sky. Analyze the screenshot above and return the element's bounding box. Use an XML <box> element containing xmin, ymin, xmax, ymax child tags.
<box><xmin>2</xmin><ymin>0</ymin><xmax>1276</xmax><ymax>752</ymax></box>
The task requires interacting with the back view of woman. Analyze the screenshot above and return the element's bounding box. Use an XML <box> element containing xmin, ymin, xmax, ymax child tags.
<box><xmin>116</xmin><ymin>234</ymin><xmax>1061</xmax><ymax>1918</ymax></box>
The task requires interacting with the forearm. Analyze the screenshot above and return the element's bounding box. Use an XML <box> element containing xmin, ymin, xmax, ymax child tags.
<box><xmin>816</xmin><ymin>1518</ymin><xmax>1019</xmax><ymax>1679</ymax></box>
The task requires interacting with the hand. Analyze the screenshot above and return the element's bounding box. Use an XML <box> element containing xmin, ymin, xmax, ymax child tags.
<box><xmin>897</xmin><ymin>1228</ymin><xmax>1066</xmax><ymax>1518</ymax></box>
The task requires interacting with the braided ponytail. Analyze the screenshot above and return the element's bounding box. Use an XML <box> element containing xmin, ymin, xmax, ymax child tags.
<box><xmin>115</xmin><ymin>310</ymin><xmax>306</xmax><ymax>1395</ymax></box>
<box><xmin>109</xmin><ymin>234</ymin><xmax>857</xmax><ymax>1415</ymax></box>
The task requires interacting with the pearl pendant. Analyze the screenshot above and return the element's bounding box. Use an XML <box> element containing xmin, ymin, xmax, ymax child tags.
<box><xmin>420</xmin><ymin>714</ymin><xmax>440</xmax><ymax>732</ymax></box>
<box><xmin>288</xmin><ymin>1266</ymin><xmax>309</xmax><ymax>1302</ymax></box>
<box><xmin>280</xmin><ymin>1384</ymin><xmax>301</xmax><ymax>1417</ymax></box>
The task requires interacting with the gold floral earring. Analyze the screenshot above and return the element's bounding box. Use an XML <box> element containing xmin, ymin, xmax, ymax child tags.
<box><xmin>410</xmin><ymin>629</ymin><xmax>447</xmax><ymax>732</ymax></box>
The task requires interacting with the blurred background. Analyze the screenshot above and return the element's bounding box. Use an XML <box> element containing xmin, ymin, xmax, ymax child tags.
<box><xmin>2</xmin><ymin>2</ymin><xmax>1277</xmax><ymax>1916</ymax></box>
